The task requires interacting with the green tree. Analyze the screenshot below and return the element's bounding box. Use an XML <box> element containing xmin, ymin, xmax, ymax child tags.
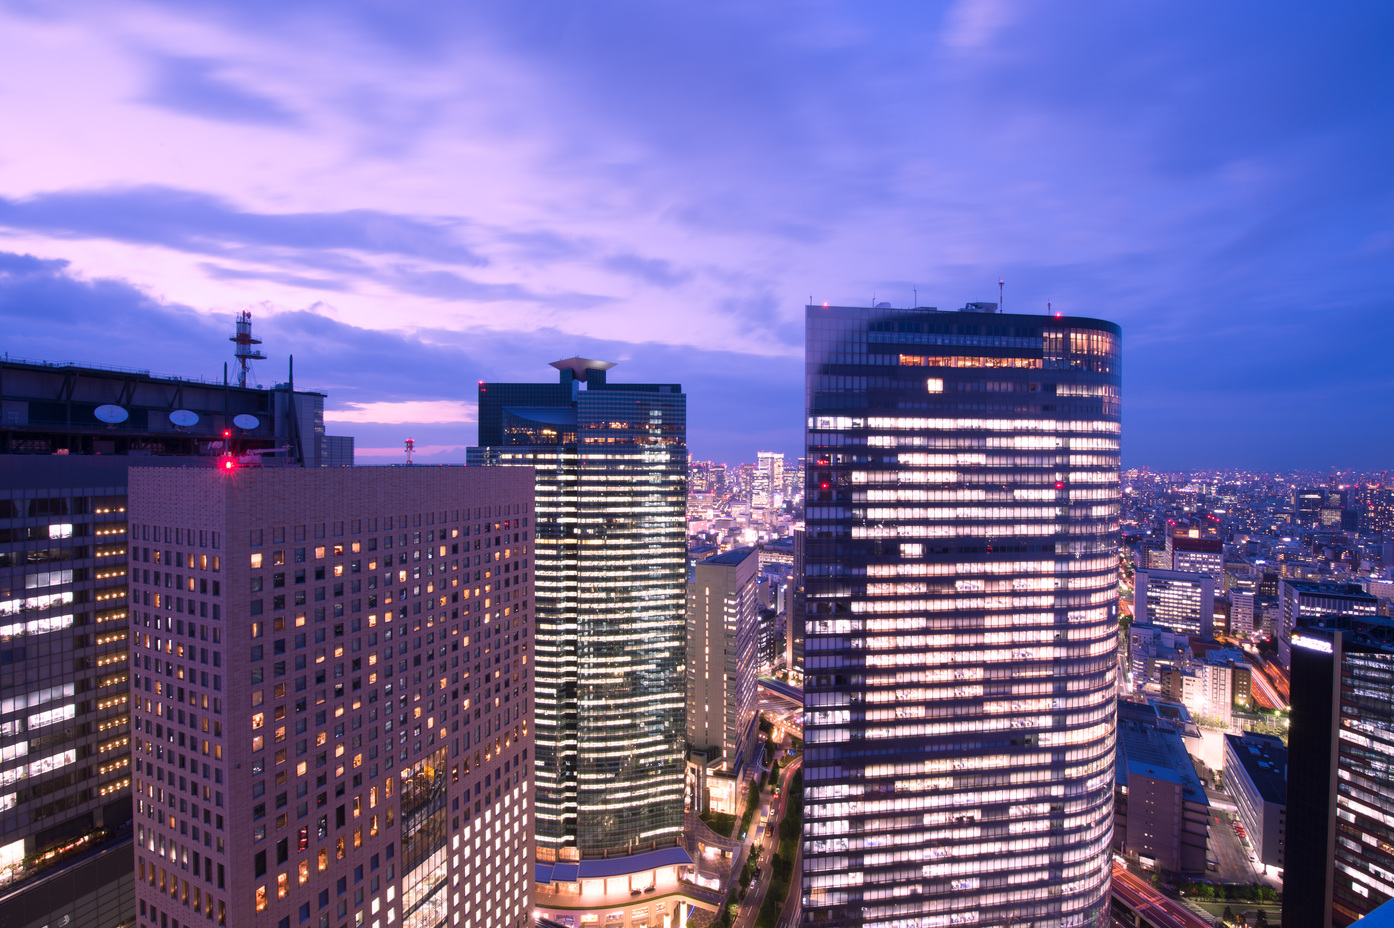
<box><xmin>1222</xmin><ymin>905</ymin><xmax>1235</xmax><ymax>925</ymax></box>
<box><xmin>1255</xmin><ymin>909</ymin><xmax>1269</xmax><ymax>928</ymax></box>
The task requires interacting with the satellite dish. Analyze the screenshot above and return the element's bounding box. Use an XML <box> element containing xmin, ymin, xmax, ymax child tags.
<box><xmin>169</xmin><ymin>409</ymin><xmax>200</xmax><ymax>427</ymax></box>
<box><xmin>94</xmin><ymin>404</ymin><xmax>129</xmax><ymax>424</ymax></box>
<box><xmin>233</xmin><ymin>414</ymin><xmax>260</xmax><ymax>430</ymax></box>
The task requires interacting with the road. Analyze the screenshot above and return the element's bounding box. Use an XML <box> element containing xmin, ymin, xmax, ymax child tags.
<box><xmin>1208</xmin><ymin>811</ymin><xmax>1259</xmax><ymax>882</ymax></box>
<box><xmin>1246</xmin><ymin>658</ymin><xmax>1285</xmax><ymax>710</ymax></box>
<box><xmin>734</xmin><ymin>756</ymin><xmax>801</xmax><ymax>928</ymax></box>
<box><xmin>1111</xmin><ymin>863</ymin><xmax>1216</xmax><ymax>928</ymax></box>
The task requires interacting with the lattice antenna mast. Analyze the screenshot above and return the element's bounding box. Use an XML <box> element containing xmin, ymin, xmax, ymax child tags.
<box><xmin>230</xmin><ymin>310</ymin><xmax>266</xmax><ymax>388</ymax></box>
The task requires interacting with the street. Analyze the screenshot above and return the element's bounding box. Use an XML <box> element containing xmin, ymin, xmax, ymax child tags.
<box><xmin>733</xmin><ymin>754</ymin><xmax>801</xmax><ymax>928</ymax></box>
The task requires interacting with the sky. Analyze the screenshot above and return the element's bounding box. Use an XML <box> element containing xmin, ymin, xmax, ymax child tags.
<box><xmin>0</xmin><ymin>1</ymin><xmax>1391</xmax><ymax>469</ymax></box>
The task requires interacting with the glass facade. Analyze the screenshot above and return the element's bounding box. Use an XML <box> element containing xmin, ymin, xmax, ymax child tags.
<box><xmin>802</xmin><ymin>305</ymin><xmax>1121</xmax><ymax>927</ymax></box>
<box><xmin>470</xmin><ymin>367</ymin><xmax>687</xmax><ymax>857</ymax></box>
<box><xmin>1287</xmin><ymin>629</ymin><xmax>1394</xmax><ymax>926</ymax></box>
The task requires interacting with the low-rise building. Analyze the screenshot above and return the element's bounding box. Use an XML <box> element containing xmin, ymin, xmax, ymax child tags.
<box><xmin>1115</xmin><ymin>702</ymin><xmax>1211</xmax><ymax>873</ymax></box>
<box><xmin>1223</xmin><ymin>733</ymin><xmax>1286</xmax><ymax>875</ymax></box>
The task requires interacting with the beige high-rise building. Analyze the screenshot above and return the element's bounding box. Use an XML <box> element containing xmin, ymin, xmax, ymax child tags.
<box><xmin>125</xmin><ymin>465</ymin><xmax>535</xmax><ymax>928</ymax></box>
<box><xmin>685</xmin><ymin>547</ymin><xmax>759</xmax><ymax>773</ymax></box>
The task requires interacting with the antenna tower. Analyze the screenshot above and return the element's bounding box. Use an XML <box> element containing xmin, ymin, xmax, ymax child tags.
<box><xmin>405</xmin><ymin>438</ymin><xmax>415</xmax><ymax>466</ymax></box>
<box><xmin>230</xmin><ymin>310</ymin><xmax>266</xmax><ymax>388</ymax></box>
<box><xmin>999</xmin><ymin>278</ymin><xmax>1004</xmax><ymax>312</ymax></box>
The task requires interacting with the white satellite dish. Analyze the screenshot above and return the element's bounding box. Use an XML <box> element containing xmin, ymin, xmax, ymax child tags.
<box><xmin>169</xmin><ymin>409</ymin><xmax>200</xmax><ymax>427</ymax></box>
<box><xmin>94</xmin><ymin>404</ymin><xmax>129</xmax><ymax>424</ymax></box>
<box><xmin>233</xmin><ymin>414</ymin><xmax>260</xmax><ymax>430</ymax></box>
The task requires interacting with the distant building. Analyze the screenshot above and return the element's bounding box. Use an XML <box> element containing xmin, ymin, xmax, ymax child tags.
<box><xmin>785</xmin><ymin>526</ymin><xmax>804</xmax><ymax>684</ymax></box>
<box><xmin>1168</xmin><ymin>533</ymin><xmax>1223</xmax><ymax>578</ymax></box>
<box><xmin>1136</xmin><ymin>568</ymin><xmax>1215</xmax><ymax>639</ymax></box>
<box><xmin>686</xmin><ymin>547</ymin><xmax>760</xmax><ymax>780</ymax></box>
<box><xmin>322</xmin><ymin>434</ymin><xmax>354</xmax><ymax>467</ymax></box>
<box><xmin>1295</xmin><ymin>487</ymin><xmax>1325</xmax><ymax>527</ymax></box>
<box><xmin>1232</xmin><ymin>590</ymin><xmax>1257</xmax><ymax>637</ymax></box>
<box><xmin>752</xmin><ymin>452</ymin><xmax>783</xmax><ymax>510</ymax></box>
<box><xmin>1223</xmin><ymin>733</ymin><xmax>1286</xmax><ymax>874</ymax></box>
<box><xmin>1286</xmin><ymin>628</ymin><xmax>1394</xmax><ymax>926</ymax></box>
<box><xmin>1114</xmin><ymin>702</ymin><xmax>1210</xmax><ymax>873</ymax></box>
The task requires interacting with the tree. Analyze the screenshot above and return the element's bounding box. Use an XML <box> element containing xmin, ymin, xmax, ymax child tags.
<box><xmin>1255</xmin><ymin>909</ymin><xmax>1269</xmax><ymax>928</ymax></box>
<box><xmin>1222</xmin><ymin>905</ymin><xmax>1235</xmax><ymax>925</ymax></box>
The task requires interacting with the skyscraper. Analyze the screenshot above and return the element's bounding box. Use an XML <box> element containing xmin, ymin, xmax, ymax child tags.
<box><xmin>0</xmin><ymin>356</ymin><xmax>342</xmax><ymax>928</ymax></box>
<box><xmin>126</xmin><ymin>465</ymin><xmax>536</xmax><ymax>928</ymax></box>
<box><xmin>753</xmin><ymin>452</ymin><xmax>784</xmax><ymax>510</ymax></box>
<box><xmin>469</xmin><ymin>359</ymin><xmax>687</xmax><ymax>862</ymax></box>
<box><xmin>802</xmin><ymin>303</ymin><xmax>1121</xmax><ymax>927</ymax></box>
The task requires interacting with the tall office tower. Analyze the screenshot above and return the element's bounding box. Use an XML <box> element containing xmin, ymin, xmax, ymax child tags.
<box><xmin>126</xmin><ymin>465</ymin><xmax>536</xmax><ymax>928</ymax></box>
<box><xmin>1134</xmin><ymin>569</ymin><xmax>1215</xmax><ymax>639</ymax></box>
<box><xmin>1286</xmin><ymin>627</ymin><xmax>1394</xmax><ymax>926</ymax></box>
<box><xmin>686</xmin><ymin>548</ymin><xmax>759</xmax><ymax>772</ymax></box>
<box><xmin>0</xmin><ymin>357</ymin><xmax>340</xmax><ymax>928</ymax></box>
<box><xmin>753</xmin><ymin>452</ymin><xmax>784</xmax><ymax>510</ymax></box>
<box><xmin>802</xmin><ymin>304</ymin><xmax>1121</xmax><ymax>927</ymax></box>
<box><xmin>468</xmin><ymin>359</ymin><xmax>687</xmax><ymax>862</ymax></box>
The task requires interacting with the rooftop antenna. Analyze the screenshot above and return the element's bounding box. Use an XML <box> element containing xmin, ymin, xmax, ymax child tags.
<box><xmin>913</xmin><ymin>286</ymin><xmax>918</xmax><ymax>307</ymax></box>
<box><xmin>230</xmin><ymin>310</ymin><xmax>266</xmax><ymax>388</ymax></box>
<box><xmin>404</xmin><ymin>438</ymin><xmax>415</xmax><ymax>466</ymax></box>
<box><xmin>998</xmin><ymin>278</ymin><xmax>1004</xmax><ymax>313</ymax></box>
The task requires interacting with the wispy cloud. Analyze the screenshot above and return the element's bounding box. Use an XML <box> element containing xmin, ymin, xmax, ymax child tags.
<box><xmin>325</xmin><ymin>400</ymin><xmax>475</xmax><ymax>425</ymax></box>
<box><xmin>0</xmin><ymin>2</ymin><xmax>1390</xmax><ymax>467</ymax></box>
<box><xmin>141</xmin><ymin>54</ymin><xmax>302</xmax><ymax>127</ymax></box>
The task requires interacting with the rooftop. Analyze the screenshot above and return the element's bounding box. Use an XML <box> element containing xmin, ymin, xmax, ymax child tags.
<box><xmin>1224</xmin><ymin>733</ymin><xmax>1287</xmax><ymax>805</ymax></box>
<box><xmin>1117</xmin><ymin>714</ymin><xmax>1209</xmax><ymax>807</ymax></box>
<box><xmin>702</xmin><ymin>546</ymin><xmax>757</xmax><ymax>567</ymax></box>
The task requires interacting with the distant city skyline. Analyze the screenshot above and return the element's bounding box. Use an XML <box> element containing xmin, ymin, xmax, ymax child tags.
<box><xmin>1</xmin><ymin>5</ymin><xmax>1393</xmax><ymax>470</ymax></box>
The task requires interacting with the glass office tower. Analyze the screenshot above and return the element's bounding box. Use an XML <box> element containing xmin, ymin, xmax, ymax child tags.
<box><xmin>469</xmin><ymin>359</ymin><xmax>687</xmax><ymax>858</ymax></box>
<box><xmin>802</xmin><ymin>304</ymin><xmax>1121</xmax><ymax>928</ymax></box>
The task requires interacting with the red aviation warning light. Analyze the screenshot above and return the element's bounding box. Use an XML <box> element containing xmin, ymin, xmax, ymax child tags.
<box><xmin>220</xmin><ymin>456</ymin><xmax>236</xmax><ymax>471</ymax></box>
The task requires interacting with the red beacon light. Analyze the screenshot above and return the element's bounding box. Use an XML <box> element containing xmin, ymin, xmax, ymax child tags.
<box><xmin>221</xmin><ymin>457</ymin><xmax>236</xmax><ymax>471</ymax></box>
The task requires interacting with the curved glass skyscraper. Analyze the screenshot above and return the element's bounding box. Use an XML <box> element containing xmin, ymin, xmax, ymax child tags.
<box><xmin>801</xmin><ymin>304</ymin><xmax>1121</xmax><ymax>928</ymax></box>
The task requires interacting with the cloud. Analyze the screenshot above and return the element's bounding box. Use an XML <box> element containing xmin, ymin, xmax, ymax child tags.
<box><xmin>141</xmin><ymin>54</ymin><xmax>301</xmax><ymax>127</ymax></box>
<box><xmin>940</xmin><ymin>0</ymin><xmax>1014</xmax><ymax>50</ymax></box>
<box><xmin>325</xmin><ymin>400</ymin><xmax>475</xmax><ymax>425</ymax></box>
<box><xmin>0</xmin><ymin>186</ymin><xmax>486</xmax><ymax>266</ymax></box>
<box><xmin>601</xmin><ymin>253</ymin><xmax>692</xmax><ymax>288</ymax></box>
<box><xmin>1</xmin><ymin>3</ymin><xmax>1393</xmax><ymax>469</ymax></box>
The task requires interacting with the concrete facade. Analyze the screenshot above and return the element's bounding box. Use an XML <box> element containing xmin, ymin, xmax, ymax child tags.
<box><xmin>685</xmin><ymin>547</ymin><xmax>759</xmax><ymax>779</ymax></box>
<box><xmin>126</xmin><ymin>466</ymin><xmax>535</xmax><ymax>928</ymax></box>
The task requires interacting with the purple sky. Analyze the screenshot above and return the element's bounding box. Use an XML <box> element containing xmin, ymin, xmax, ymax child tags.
<box><xmin>1</xmin><ymin>2</ymin><xmax>1391</xmax><ymax>469</ymax></box>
